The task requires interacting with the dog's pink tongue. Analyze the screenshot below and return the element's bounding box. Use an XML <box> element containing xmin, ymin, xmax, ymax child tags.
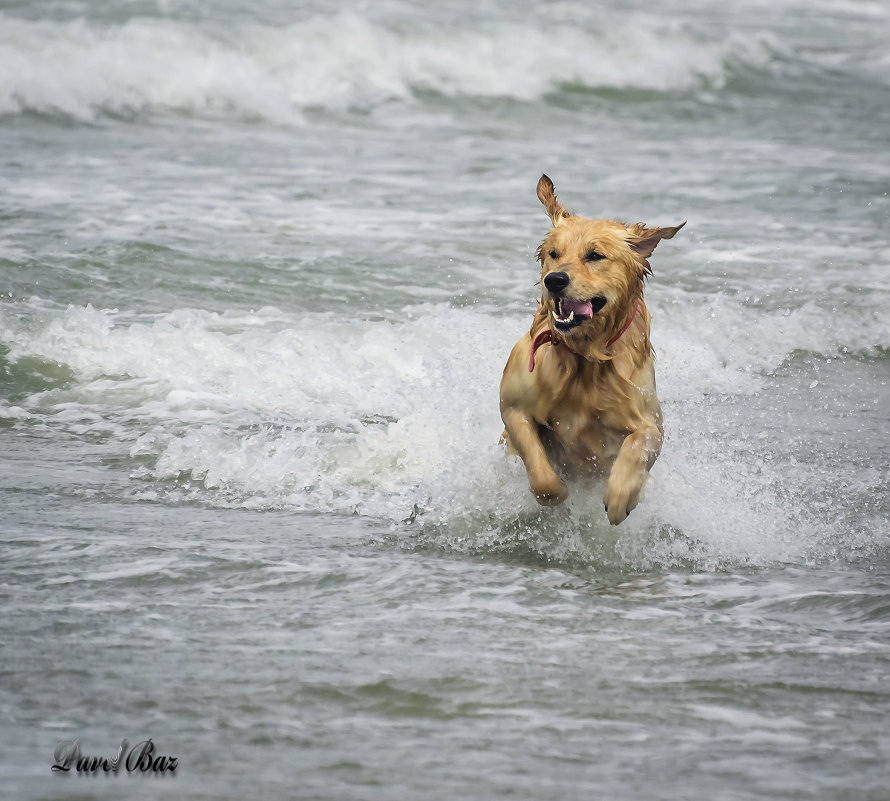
<box><xmin>562</xmin><ymin>298</ymin><xmax>593</xmax><ymax>318</ymax></box>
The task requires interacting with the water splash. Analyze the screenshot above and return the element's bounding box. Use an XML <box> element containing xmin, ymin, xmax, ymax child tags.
<box><xmin>2</xmin><ymin>296</ymin><xmax>885</xmax><ymax>570</ymax></box>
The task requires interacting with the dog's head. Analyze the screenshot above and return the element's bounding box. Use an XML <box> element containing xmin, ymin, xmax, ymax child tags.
<box><xmin>535</xmin><ymin>174</ymin><xmax>684</xmax><ymax>350</ymax></box>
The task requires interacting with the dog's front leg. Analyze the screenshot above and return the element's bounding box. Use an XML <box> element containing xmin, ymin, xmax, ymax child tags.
<box><xmin>603</xmin><ymin>424</ymin><xmax>663</xmax><ymax>525</ymax></box>
<box><xmin>502</xmin><ymin>407</ymin><xmax>568</xmax><ymax>506</ymax></box>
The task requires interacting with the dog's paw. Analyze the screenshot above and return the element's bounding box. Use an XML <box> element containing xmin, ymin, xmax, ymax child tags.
<box><xmin>532</xmin><ymin>477</ymin><xmax>568</xmax><ymax>506</ymax></box>
<box><xmin>603</xmin><ymin>471</ymin><xmax>645</xmax><ymax>525</ymax></box>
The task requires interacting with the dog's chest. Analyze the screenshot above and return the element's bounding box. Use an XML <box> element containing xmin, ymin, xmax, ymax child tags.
<box><xmin>544</xmin><ymin>403</ymin><xmax>625</xmax><ymax>472</ymax></box>
<box><xmin>531</xmin><ymin>351</ymin><xmax>638</xmax><ymax>471</ymax></box>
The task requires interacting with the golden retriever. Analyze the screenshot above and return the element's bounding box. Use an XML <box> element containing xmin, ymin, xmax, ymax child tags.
<box><xmin>499</xmin><ymin>175</ymin><xmax>684</xmax><ymax>525</ymax></box>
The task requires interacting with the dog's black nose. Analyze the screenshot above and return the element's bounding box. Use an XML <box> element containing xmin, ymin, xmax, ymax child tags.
<box><xmin>543</xmin><ymin>271</ymin><xmax>570</xmax><ymax>294</ymax></box>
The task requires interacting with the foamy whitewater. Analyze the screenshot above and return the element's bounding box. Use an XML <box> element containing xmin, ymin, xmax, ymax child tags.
<box><xmin>1</xmin><ymin>1</ymin><xmax>888</xmax><ymax>799</ymax></box>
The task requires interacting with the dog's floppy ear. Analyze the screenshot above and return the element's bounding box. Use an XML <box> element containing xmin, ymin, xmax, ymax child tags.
<box><xmin>537</xmin><ymin>174</ymin><xmax>571</xmax><ymax>225</ymax></box>
<box><xmin>627</xmin><ymin>221</ymin><xmax>686</xmax><ymax>259</ymax></box>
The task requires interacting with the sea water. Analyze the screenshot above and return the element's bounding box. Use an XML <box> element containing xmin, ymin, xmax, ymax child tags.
<box><xmin>1</xmin><ymin>0</ymin><xmax>888</xmax><ymax>798</ymax></box>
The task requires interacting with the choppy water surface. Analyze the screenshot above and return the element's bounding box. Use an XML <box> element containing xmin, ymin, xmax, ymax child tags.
<box><xmin>1</xmin><ymin>0</ymin><xmax>888</xmax><ymax>798</ymax></box>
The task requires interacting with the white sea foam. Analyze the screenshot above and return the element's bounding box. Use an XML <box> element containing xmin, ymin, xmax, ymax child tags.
<box><xmin>0</xmin><ymin>13</ymin><xmax>774</xmax><ymax>120</ymax></box>
<box><xmin>653</xmin><ymin>288</ymin><xmax>890</xmax><ymax>401</ymax></box>
<box><xmin>2</xmin><ymin>295</ymin><xmax>885</xmax><ymax>568</ymax></box>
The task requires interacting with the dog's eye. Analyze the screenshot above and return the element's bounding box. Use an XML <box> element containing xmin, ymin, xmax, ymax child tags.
<box><xmin>548</xmin><ymin>249</ymin><xmax>559</xmax><ymax>260</ymax></box>
<box><xmin>585</xmin><ymin>251</ymin><xmax>606</xmax><ymax>262</ymax></box>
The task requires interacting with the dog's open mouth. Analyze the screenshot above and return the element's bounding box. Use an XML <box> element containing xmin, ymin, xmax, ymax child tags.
<box><xmin>553</xmin><ymin>296</ymin><xmax>607</xmax><ymax>331</ymax></box>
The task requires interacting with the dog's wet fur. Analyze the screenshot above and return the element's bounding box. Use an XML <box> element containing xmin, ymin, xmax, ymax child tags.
<box><xmin>499</xmin><ymin>175</ymin><xmax>684</xmax><ymax>524</ymax></box>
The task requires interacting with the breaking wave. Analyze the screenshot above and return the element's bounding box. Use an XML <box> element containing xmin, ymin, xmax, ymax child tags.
<box><xmin>2</xmin><ymin>295</ymin><xmax>886</xmax><ymax>571</ymax></box>
<box><xmin>0</xmin><ymin>12</ymin><xmax>777</xmax><ymax>121</ymax></box>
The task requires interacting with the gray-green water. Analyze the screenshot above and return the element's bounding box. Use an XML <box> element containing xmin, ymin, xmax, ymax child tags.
<box><xmin>1</xmin><ymin>1</ymin><xmax>888</xmax><ymax>798</ymax></box>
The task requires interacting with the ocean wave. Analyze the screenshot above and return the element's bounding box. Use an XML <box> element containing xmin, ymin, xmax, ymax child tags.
<box><xmin>0</xmin><ymin>12</ymin><xmax>776</xmax><ymax>121</ymax></box>
<box><xmin>2</xmin><ymin>298</ymin><xmax>886</xmax><ymax>569</ymax></box>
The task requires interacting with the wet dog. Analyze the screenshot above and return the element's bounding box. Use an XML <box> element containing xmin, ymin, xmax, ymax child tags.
<box><xmin>499</xmin><ymin>175</ymin><xmax>683</xmax><ymax>524</ymax></box>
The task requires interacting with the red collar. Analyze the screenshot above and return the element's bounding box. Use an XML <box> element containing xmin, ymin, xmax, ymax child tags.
<box><xmin>606</xmin><ymin>297</ymin><xmax>641</xmax><ymax>348</ymax></box>
<box><xmin>528</xmin><ymin>299</ymin><xmax>641</xmax><ymax>373</ymax></box>
<box><xmin>527</xmin><ymin>328</ymin><xmax>572</xmax><ymax>372</ymax></box>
